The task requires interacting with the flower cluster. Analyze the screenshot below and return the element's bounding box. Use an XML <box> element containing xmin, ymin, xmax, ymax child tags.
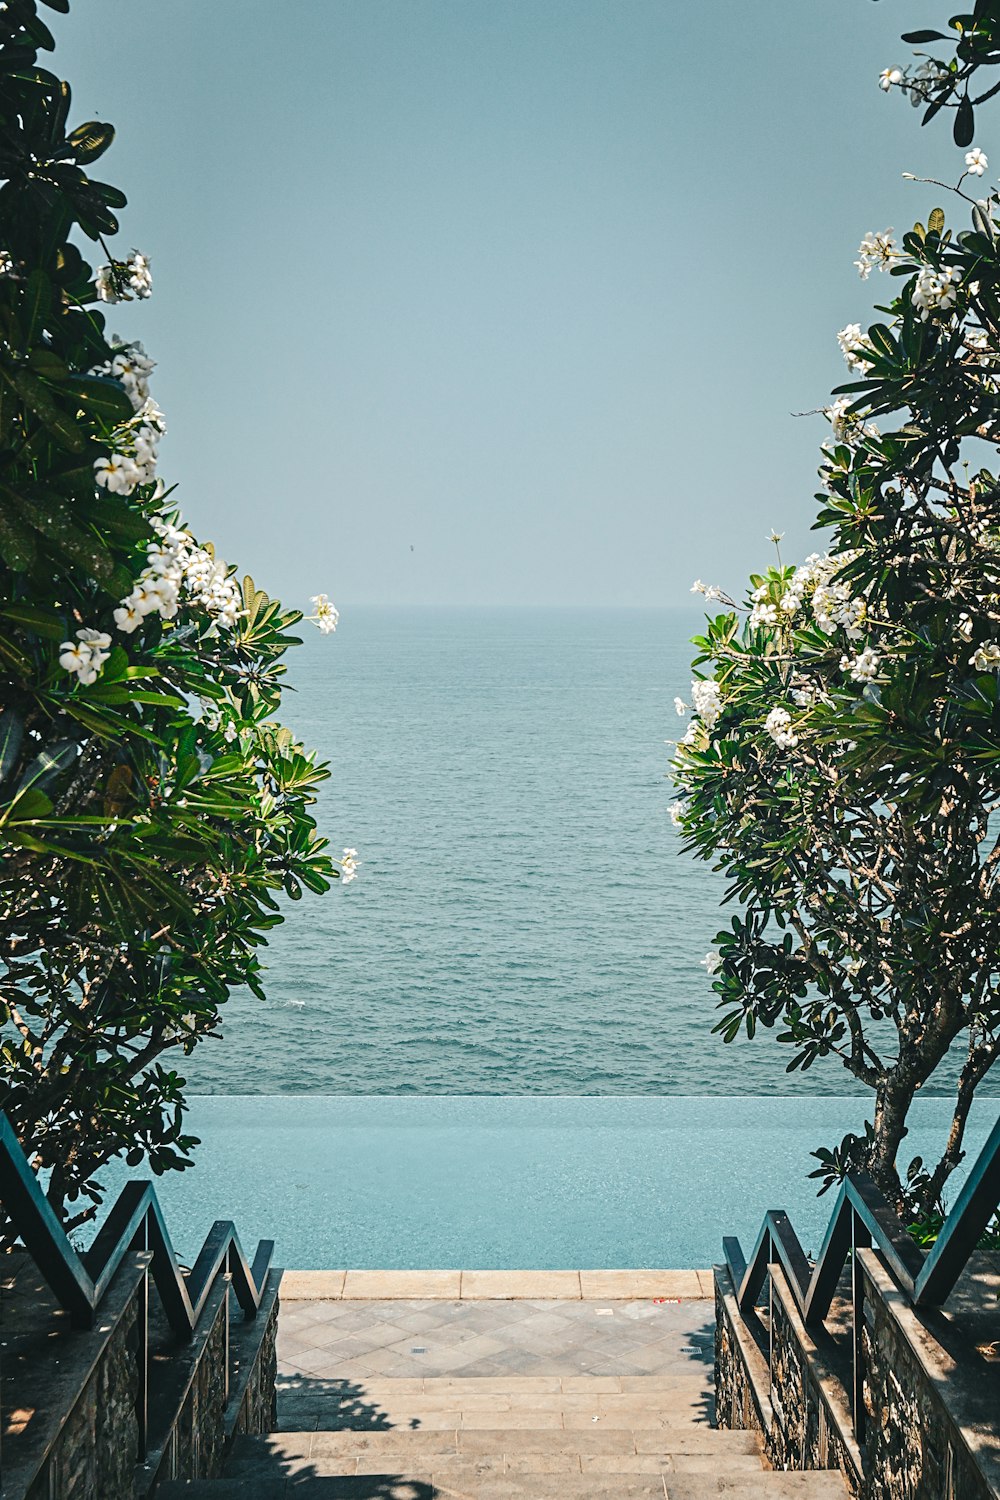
<box><xmin>96</xmin><ymin>250</ymin><xmax>152</xmax><ymax>303</ymax></box>
<box><xmin>837</xmin><ymin>322</ymin><xmax>875</xmax><ymax>374</ymax></box>
<box><xmin>691</xmin><ymin>677</ymin><xmax>723</xmax><ymax>729</ymax></box>
<box><xmin>855</xmin><ymin>229</ymin><xmax>896</xmax><ymax>280</ymax></box>
<box><xmin>668</xmin><ymin>800</ymin><xmax>684</xmax><ymax>827</ymax></box>
<box><xmin>700</xmin><ymin>951</ymin><xmax>722</xmax><ymax>975</ymax></box>
<box><xmin>764</xmin><ymin>706</ymin><xmax>798</xmax><ymax>749</ymax></box>
<box><xmin>339</xmin><ymin>847</ymin><xmax>360</xmax><ymax>884</ymax></box>
<box><xmin>94</xmin><ymin>399</ymin><xmax>165</xmax><ymax>495</ymax></box>
<box><xmin>972</xmin><ymin>642</ymin><xmax>1000</xmax><ymax>671</ymax></box>
<box><xmin>877</xmin><ymin>59</ymin><xmax>950</xmax><ymax>98</ymax></box>
<box><xmin>840</xmin><ymin>646</ymin><xmax>881</xmax><ymax>683</ymax></box>
<box><xmin>911</xmin><ymin>263</ymin><xmax>961</xmax><ymax>320</ymax></box>
<box><xmin>747</xmin><ymin>553</ymin><xmax>867</xmax><ymax>642</ymax></box>
<box><xmin>91</xmin><ymin>339</ymin><xmax>156</xmax><ymax>412</ymax></box>
<box><xmin>690</xmin><ymin>579</ymin><xmax>724</xmax><ymax>602</ymax></box>
<box><xmin>113</xmin><ymin>517</ymin><xmax>243</xmax><ymax>635</ymax></box>
<box><xmin>310</xmin><ymin>594</ymin><xmax>339</xmax><ymax>634</ymax></box>
<box><xmin>59</xmin><ymin>627</ymin><xmax>112</xmax><ymax>686</ymax></box>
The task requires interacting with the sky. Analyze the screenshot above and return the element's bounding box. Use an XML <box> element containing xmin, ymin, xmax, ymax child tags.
<box><xmin>55</xmin><ymin>0</ymin><xmax>969</xmax><ymax>609</ymax></box>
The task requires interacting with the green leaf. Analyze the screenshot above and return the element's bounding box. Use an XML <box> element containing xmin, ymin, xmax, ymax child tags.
<box><xmin>67</xmin><ymin>121</ymin><xmax>115</xmax><ymax>164</ymax></box>
<box><xmin>1</xmin><ymin>604</ymin><xmax>67</xmax><ymax>641</ymax></box>
<box><xmin>928</xmin><ymin>206</ymin><xmax>946</xmax><ymax>235</ymax></box>
<box><xmin>0</xmin><ymin>710</ymin><xmax>25</xmax><ymax>785</ymax></box>
<box><xmin>955</xmin><ymin>94</ymin><xmax>975</xmax><ymax>146</ymax></box>
<box><xmin>22</xmin><ymin>269</ymin><xmax>51</xmax><ymax>348</ymax></box>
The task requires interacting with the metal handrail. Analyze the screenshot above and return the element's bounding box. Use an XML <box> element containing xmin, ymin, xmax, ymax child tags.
<box><xmin>722</xmin><ymin>1112</ymin><xmax>1000</xmax><ymax>1443</ymax></box>
<box><xmin>0</xmin><ymin>1108</ymin><xmax>275</xmax><ymax>1467</ymax></box>
<box><xmin>0</xmin><ymin>1111</ymin><xmax>273</xmax><ymax>1336</ymax></box>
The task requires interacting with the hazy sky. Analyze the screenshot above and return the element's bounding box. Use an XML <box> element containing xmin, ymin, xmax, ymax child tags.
<box><xmin>57</xmin><ymin>1</ymin><xmax>964</xmax><ymax>608</ymax></box>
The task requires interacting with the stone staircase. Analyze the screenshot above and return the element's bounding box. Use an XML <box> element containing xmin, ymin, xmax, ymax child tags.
<box><xmin>158</xmin><ymin>1373</ymin><xmax>847</xmax><ymax>1498</ymax></box>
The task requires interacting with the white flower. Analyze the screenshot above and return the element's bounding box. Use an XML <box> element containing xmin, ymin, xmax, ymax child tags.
<box><xmin>0</xmin><ymin>251</ymin><xmax>13</xmax><ymax>278</ymax></box>
<box><xmin>673</xmin><ymin>696</ymin><xmax>688</xmax><ymax>717</ymax></box>
<box><xmin>680</xmin><ymin>721</ymin><xmax>701</xmax><ymax>747</ymax></box>
<box><xmin>310</xmin><ymin>593</ymin><xmax>339</xmax><ymax>634</ymax></box>
<box><xmin>78</xmin><ymin>628</ymin><xmax>111</xmax><ymax>652</ymax></box>
<box><xmin>855</xmin><ymin>229</ymin><xmax>896</xmax><ymax>280</ymax></box>
<box><xmin>127</xmin><ymin>250</ymin><xmax>152</xmax><ymax>297</ymax></box>
<box><xmin>837</xmin><ymin>322</ymin><xmax>875</xmax><ymax>374</ymax></box>
<box><xmin>840</xmin><ymin>645</ymin><xmax>881</xmax><ymax>683</ymax></box>
<box><xmin>972</xmin><ymin>641</ymin><xmax>1000</xmax><ymax>671</ymax></box>
<box><xmin>690</xmin><ymin>579</ymin><xmax>705</xmax><ymax>594</ymax></box>
<box><xmin>911</xmin><ymin>263</ymin><xmax>961</xmax><ymax>320</ymax></box>
<box><xmin>749</xmin><ymin>600</ymin><xmax>779</xmax><ymax>629</ymax></box>
<box><xmin>768</xmin><ymin>530</ymin><xmax>784</xmax><ymax>544</ymax></box>
<box><xmin>113</xmin><ymin>600</ymin><xmax>144</xmax><ymax>634</ymax></box>
<box><xmin>957</xmin><ymin>613</ymin><xmax>974</xmax><ymax>642</ymax></box>
<box><xmin>340</xmin><ymin>847</ymin><xmax>360</xmax><ymax>884</ymax></box>
<box><xmin>966</xmin><ymin>147</ymin><xmax>989</xmax><ymax>177</ymax></box>
<box><xmin>700</xmin><ymin>951</ymin><xmax>722</xmax><ymax>975</ymax></box>
<box><xmin>95</xmin><ymin>264</ymin><xmax>120</xmax><ymax>303</ymax></box>
<box><xmin>765</xmin><ymin>706</ymin><xmax>799</xmax><ymax>749</ymax></box>
<box><xmin>58</xmin><ymin>628</ymin><xmax>111</xmax><ymax>685</ymax></box>
<box><xmin>878</xmin><ymin>67</ymin><xmax>902</xmax><ymax>92</ymax></box>
<box><xmin>791</xmin><ymin>681</ymin><xmax>818</xmax><ymax>707</ymax></box>
<box><xmin>94</xmin><ymin>452</ymin><xmax>135</xmax><ymax>494</ymax></box>
<box><xmin>96</xmin><ymin>250</ymin><xmax>152</xmax><ymax>303</ymax></box>
<box><xmin>691</xmin><ymin>678</ymin><xmax>722</xmax><ymax>729</ymax></box>
<box><xmin>668</xmin><ymin>801</ymin><xmax>684</xmax><ymax>827</ymax></box>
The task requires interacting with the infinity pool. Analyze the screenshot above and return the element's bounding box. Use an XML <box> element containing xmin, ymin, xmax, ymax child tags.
<box><xmin>101</xmin><ymin>1095</ymin><xmax>998</xmax><ymax>1270</ymax></box>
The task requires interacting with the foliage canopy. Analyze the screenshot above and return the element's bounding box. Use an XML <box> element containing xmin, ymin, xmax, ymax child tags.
<box><xmin>0</xmin><ymin>0</ymin><xmax>345</xmax><ymax>1225</ymax></box>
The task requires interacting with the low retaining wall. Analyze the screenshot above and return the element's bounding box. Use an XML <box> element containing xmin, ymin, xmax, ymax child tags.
<box><xmin>714</xmin><ymin>1252</ymin><xmax>1000</xmax><ymax>1500</ymax></box>
<box><xmin>1</xmin><ymin>1251</ymin><xmax>280</xmax><ymax>1500</ymax></box>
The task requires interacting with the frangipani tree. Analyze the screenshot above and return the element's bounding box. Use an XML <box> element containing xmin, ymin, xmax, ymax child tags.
<box><xmin>671</xmin><ymin>137</ymin><xmax>1000</xmax><ymax>1219</ymax></box>
<box><xmin>0</xmin><ymin>0</ymin><xmax>356</xmax><ymax>1226</ymax></box>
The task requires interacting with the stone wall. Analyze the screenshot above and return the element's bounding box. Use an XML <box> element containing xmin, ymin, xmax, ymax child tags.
<box><xmin>715</xmin><ymin>1253</ymin><xmax>1000</xmax><ymax>1500</ymax></box>
<box><xmin>3</xmin><ymin>1252</ymin><xmax>281</xmax><ymax>1500</ymax></box>
<box><xmin>22</xmin><ymin>1269</ymin><xmax>141</xmax><ymax>1500</ymax></box>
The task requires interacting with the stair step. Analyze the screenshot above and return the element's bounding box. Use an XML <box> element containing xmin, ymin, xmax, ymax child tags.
<box><xmin>159</xmin><ymin>1471</ymin><xmax>847</xmax><ymax>1497</ymax></box>
<box><xmin>232</xmin><ymin>1428</ymin><xmax>762</xmax><ymax>1464</ymax></box>
<box><xmin>227</xmin><ymin>1431</ymin><xmax>764</xmax><ymax>1478</ymax></box>
<box><xmin>277</xmin><ymin>1386</ymin><xmax>714</xmax><ymax>1432</ymax></box>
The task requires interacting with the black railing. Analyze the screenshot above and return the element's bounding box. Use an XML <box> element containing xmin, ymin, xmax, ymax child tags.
<box><xmin>0</xmin><ymin>1110</ymin><xmax>274</xmax><ymax>1461</ymax></box>
<box><xmin>723</xmin><ymin>1113</ymin><xmax>1000</xmax><ymax>1444</ymax></box>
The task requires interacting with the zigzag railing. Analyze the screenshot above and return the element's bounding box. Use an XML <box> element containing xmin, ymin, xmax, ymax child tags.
<box><xmin>723</xmin><ymin>1112</ymin><xmax>1000</xmax><ymax>1444</ymax></box>
<box><xmin>0</xmin><ymin>1110</ymin><xmax>275</xmax><ymax>1461</ymax></box>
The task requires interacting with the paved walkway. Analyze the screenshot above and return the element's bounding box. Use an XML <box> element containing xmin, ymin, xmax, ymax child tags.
<box><xmin>276</xmin><ymin>1271</ymin><xmax>716</xmax><ymax>1422</ymax></box>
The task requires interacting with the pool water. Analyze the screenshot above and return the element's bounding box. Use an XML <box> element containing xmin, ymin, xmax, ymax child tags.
<box><xmin>96</xmin><ymin>1094</ymin><xmax>999</xmax><ymax>1270</ymax></box>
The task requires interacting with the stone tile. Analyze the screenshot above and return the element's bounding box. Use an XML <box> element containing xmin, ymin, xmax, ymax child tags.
<box><xmin>460</xmin><ymin>1271</ymin><xmax>582</xmax><ymax>1299</ymax></box>
<box><xmin>503</xmin><ymin>1451</ymin><xmax>584</xmax><ymax>1473</ymax></box>
<box><xmin>582</xmin><ymin>1455</ymin><xmax>671</xmax><ymax>1474</ymax></box>
<box><xmin>667</xmin><ymin>1454</ymin><xmax>763</xmax><ymax>1473</ymax></box>
<box><xmin>282</xmin><ymin>1270</ymin><xmax>347</xmax><ymax>1299</ymax></box>
<box><xmin>427</xmin><ymin>1377</ymin><xmax>562</xmax><ymax>1394</ymax></box>
<box><xmin>342</xmin><ymin>1271</ymin><xmax>462</xmax><ymax>1299</ymax></box>
<box><xmin>459</xmin><ymin>1409</ymin><xmax>565</xmax><ymax>1429</ymax></box>
<box><xmin>559</xmin><ymin>1376</ymin><xmax>623</xmax><ymax>1394</ymax></box>
<box><xmin>579</xmin><ymin>1272</ymin><xmax>705</xmax><ymax>1300</ymax></box>
<box><xmin>458</xmin><ymin>1428</ymin><xmax>637</xmax><ymax>1455</ymax></box>
<box><xmin>311</xmin><ymin>1430</ymin><xmax>461</xmax><ymax>1456</ymax></box>
<box><xmin>562</xmin><ymin>1409</ymin><xmax>695</xmax><ymax>1430</ymax></box>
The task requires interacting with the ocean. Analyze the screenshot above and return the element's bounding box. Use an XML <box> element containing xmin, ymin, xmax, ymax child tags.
<box><xmin>183</xmin><ymin>605</ymin><xmax>958</xmax><ymax>1099</ymax></box>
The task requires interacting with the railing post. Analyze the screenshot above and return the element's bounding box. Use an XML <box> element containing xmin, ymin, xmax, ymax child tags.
<box><xmin>851</xmin><ymin>1212</ymin><xmax>871</xmax><ymax>1445</ymax></box>
<box><xmin>136</xmin><ymin>1259</ymin><xmax>148</xmax><ymax>1463</ymax></box>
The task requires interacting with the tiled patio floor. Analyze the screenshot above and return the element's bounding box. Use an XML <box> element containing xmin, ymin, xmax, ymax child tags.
<box><xmin>277</xmin><ymin>1296</ymin><xmax>716</xmax><ymax>1384</ymax></box>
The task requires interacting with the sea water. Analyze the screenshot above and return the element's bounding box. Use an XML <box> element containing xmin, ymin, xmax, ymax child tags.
<box><xmin>186</xmin><ymin>605</ymin><xmax>953</xmax><ymax>1097</ymax></box>
<box><xmin>103</xmin><ymin>607</ymin><xmax>999</xmax><ymax>1266</ymax></box>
